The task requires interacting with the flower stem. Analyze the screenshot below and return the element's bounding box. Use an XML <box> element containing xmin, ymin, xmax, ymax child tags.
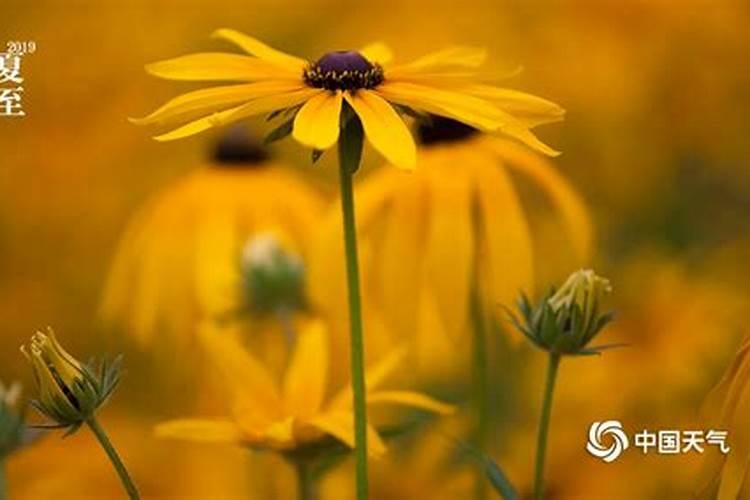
<box><xmin>86</xmin><ymin>417</ymin><xmax>140</xmax><ymax>500</ymax></box>
<box><xmin>295</xmin><ymin>460</ymin><xmax>316</xmax><ymax>500</ymax></box>
<box><xmin>338</xmin><ymin>105</ymin><xmax>368</xmax><ymax>499</ymax></box>
<box><xmin>471</xmin><ymin>290</ymin><xmax>489</xmax><ymax>500</ymax></box>
<box><xmin>0</xmin><ymin>459</ymin><xmax>6</xmax><ymax>500</ymax></box>
<box><xmin>533</xmin><ymin>352</ymin><xmax>561</xmax><ymax>500</ymax></box>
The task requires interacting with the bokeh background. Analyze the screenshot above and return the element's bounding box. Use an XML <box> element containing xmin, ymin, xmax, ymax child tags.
<box><xmin>2</xmin><ymin>0</ymin><xmax>750</xmax><ymax>498</ymax></box>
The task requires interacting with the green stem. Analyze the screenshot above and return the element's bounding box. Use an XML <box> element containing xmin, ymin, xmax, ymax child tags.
<box><xmin>295</xmin><ymin>460</ymin><xmax>316</xmax><ymax>500</ymax></box>
<box><xmin>338</xmin><ymin>105</ymin><xmax>368</xmax><ymax>499</ymax></box>
<box><xmin>471</xmin><ymin>290</ymin><xmax>489</xmax><ymax>500</ymax></box>
<box><xmin>86</xmin><ymin>417</ymin><xmax>140</xmax><ymax>500</ymax></box>
<box><xmin>0</xmin><ymin>459</ymin><xmax>6</xmax><ymax>500</ymax></box>
<box><xmin>533</xmin><ymin>353</ymin><xmax>561</xmax><ymax>500</ymax></box>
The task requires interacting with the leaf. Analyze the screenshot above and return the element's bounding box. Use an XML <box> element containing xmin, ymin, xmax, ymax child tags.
<box><xmin>455</xmin><ymin>440</ymin><xmax>519</xmax><ymax>500</ymax></box>
<box><xmin>263</xmin><ymin>118</ymin><xmax>294</xmax><ymax>145</ymax></box>
<box><xmin>483</xmin><ymin>456</ymin><xmax>520</xmax><ymax>500</ymax></box>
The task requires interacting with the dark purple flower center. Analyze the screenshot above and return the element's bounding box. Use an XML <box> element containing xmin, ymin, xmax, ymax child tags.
<box><xmin>212</xmin><ymin>125</ymin><xmax>269</xmax><ymax>167</ymax></box>
<box><xmin>304</xmin><ymin>51</ymin><xmax>384</xmax><ymax>91</ymax></box>
<box><xmin>417</xmin><ymin>116</ymin><xmax>480</xmax><ymax>145</ymax></box>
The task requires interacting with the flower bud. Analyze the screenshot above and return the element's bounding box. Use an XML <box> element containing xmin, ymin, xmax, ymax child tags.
<box><xmin>508</xmin><ymin>269</ymin><xmax>616</xmax><ymax>355</ymax></box>
<box><xmin>0</xmin><ymin>381</ymin><xmax>25</xmax><ymax>458</ymax></box>
<box><xmin>20</xmin><ymin>329</ymin><xmax>122</xmax><ymax>432</ymax></box>
<box><xmin>241</xmin><ymin>233</ymin><xmax>306</xmax><ymax>315</ymax></box>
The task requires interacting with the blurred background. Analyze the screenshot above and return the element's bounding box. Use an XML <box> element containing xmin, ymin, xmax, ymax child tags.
<box><xmin>1</xmin><ymin>0</ymin><xmax>750</xmax><ymax>498</ymax></box>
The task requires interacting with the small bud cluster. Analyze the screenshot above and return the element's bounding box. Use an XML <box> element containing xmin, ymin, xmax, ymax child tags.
<box><xmin>508</xmin><ymin>269</ymin><xmax>615</xmax><ymax>355</ymax></box>
<box><xmin>21</xmin><ymin>329</ymin><xmax>122</xmax><ymax>432</ymax></box>
<box><xmin>242</xmin><ymin>234</ymin><xmax>306</xmax><ymax>316</ymax></box>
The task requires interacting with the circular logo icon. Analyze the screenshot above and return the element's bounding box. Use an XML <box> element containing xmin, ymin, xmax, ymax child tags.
<box><xmin>586</xmin><ymin>420</ymin><xmax>629</xmax><ymax>463</ymax></box>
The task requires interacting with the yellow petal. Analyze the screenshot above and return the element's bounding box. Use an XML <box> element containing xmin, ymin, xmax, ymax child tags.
<box><xmin>155</xmin><ymin>419</ymin><xmax>245</xmax><ymax>444</ymax></box>
<box><xmin>310</xmin><ymin>411</ymin><xmax>386</xmax><ymax>458</ymax></box>
<box><xmin>261</xmin><ymin>417</ymin><xmax>296</xmax><ymax>447</ymax></box>
<box><xmin>493</xmin><ymin>108</ymin><xmax>561</xmax><ymax>157</ymax></box>
<box><xmin>193</xmin><ymin>212</ymin><xmax>240</xmax><ymax>318</ymax></box>
<box><xmin>211</xmin><ymin>29</ymin><xmax>307</xmax><ymax>73</ymax></box>
<box><xmin>717</xmin><ymin>455</ymin><xmax>750</xmax><ymax>500</ymax></box>
<box><xmin>360</xmin><ymin>42</ymin><xmax>393</xmax><ymax>65</ymax></box>
<box><xmin>367</xmin><ymin>390</ymin><xmax>455</xmax><ymax>415</ymax></box>
<box><xmin>423</xmin><ymin>158</ymin><xmax>474</xmax><ymax>341</ymax></box>
<box><xmin>472</xmin><ymin>149</ymin><xmax>534</xmax><ymax>309</ymax></box>
<box><xmin>376</xmin><ymin>81</ymin><xmax>501</xmax><ymax>131</ymax></box>
<box><xmin>292</xmin><ymin>91</ymin><xmax>343</xmax><ymax>150</ymax></box>
<box><xmin>344</xmin><ymin>90</ymin><xmax>416</xmax><ymax>169</ymax></box>
<box><xmin>465</xmin><ymin>85</ymin><xmax>565</xmax><ymax>127</ymax></box>
<box><xmin>483</xmin><ymin>138</ymin><xmax>592</xmax><ymax>261</ymax></box>
<box><xmin>709</xmin><ymin>339</ymin><xmax>750</xmax><ymax>425</ymax></box>
<box><xmin>718</xmin><ymin>383</ymin><xmax>750</xmax><ymax>500</ymax></box>
<box><xmin>154</xmin><ymin>88</ymin><xmax>320</xmax><ymax>141</ymax></box>
<box><xmin>329</xmin><ymin>347</ymin><xmax>407</xmax><ymax>410</ymax></box>
<box><xmin>376</xmin><ymin>177</ymin><xmax>426</xmax><ymax>339</ymax></box>
<box><xmin>198</xmin><ymin>324</ymin><xmax>282</xmax><ymax>422</ymax></box>
<box><xmin>133</xmin><ymin>81</ymin><xmax>307</xmax><ymax>126</ymax></box>
<box><xmin>99</xmin><ymin>203</ymin><xmax>153</xmax><ymax>344</ymax></box>
<box><xmin>283</xmin><ymin>320</ymin><xmax>329</xmax><ymax>419</ymax></box>
<box><xmin>388</xmin><ymin>46</ymin><xmax>487</xmax><ymax>78</ymax></box>
<box><xmin>128</xmin><ymin>204</ymin><xmax>178</xmax><ymax>344</ymax></box>
<box><xmin>144</xmin><ymin>52</ymin><xmax>299</xmax><ymax>81</ymax></box>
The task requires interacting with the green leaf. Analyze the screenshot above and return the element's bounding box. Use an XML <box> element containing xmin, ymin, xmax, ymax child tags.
<box><xmin>264</xmin><ymin>118</ymin><xmax>294</xmax><ymax>145</ymax></box>
<box><xmin>456</xmin><ymin>440</ymin><xmax>519</xmax><ymax>500</ymax></box>
<box><xmin>483</xmin><ymin>456</ymin><xmax>520</xmax><ymax>500</ymax></box>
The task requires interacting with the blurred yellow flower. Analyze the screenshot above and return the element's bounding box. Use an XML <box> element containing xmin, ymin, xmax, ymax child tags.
<box><xmin>155</xmin><ymin>319</ymin><xmax>453</xmax><ymax>457</ymax></box>
<box><xmin>323</xmin><ymin>421</ymin><xmax>473</xmax><ymax>500</ymax></box>
<box><xmin>133</xmin><ymin>29</ymin><xmax>564</xmax><ymax>168</ymax></box>
<box><xmin>700</xmin><ymin>336</ymin><xmax>750</xmax><ymax>500</ymax></box>
<box><xmin>310</xmin><ymin>122</ymin><xmax>590</xmax><ymax>376</ymax></box>
<box><xmin>100</xmin><ymin>136</ymin><xmax>324</xmax><ymax>349</ymax></box>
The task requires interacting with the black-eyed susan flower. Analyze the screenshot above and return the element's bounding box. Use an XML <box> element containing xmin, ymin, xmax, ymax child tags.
<box><xmin>132</xmin><ymin>29</ymin><xmax>564</xmax><ymax>169</ymax></box>
<box><xmin>100</xmin><ymin>130</ymin><xmax>324</xmax><ymax>349</ymax></box>
<box><xmin>309</xmin><ymin>118</ymin><xmax>591</xmax><ymax>378</ymax></box>
<box><xmin>155</xmin><ymin>319</ymin><xmax>453</xmax><ymax>457</ymax></box>
<box><xmin>20</xmin><ymin>329</ymin><xmax>139</xmax><ymax>499</ymax></box>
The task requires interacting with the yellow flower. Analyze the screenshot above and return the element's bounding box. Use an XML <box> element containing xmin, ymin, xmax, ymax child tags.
<box><xmin>155</xmin><ymin>319</ymin><xmax>453</xmax><ymax>457</ymax></box>
<box><xmin>700</xmin><ymin>336</ymin><xmax>750</xmax><ymax>500</ymax></box>
<box><xmin>100</xmin><ymin>136</ymin><xmax>324</xmax><ymax>348</ymax></box>
<box><xmin>309</xmin><ymin>125</ymin><xmax>591</xmax><ymax>377</ymax></box>
<box><xmin>132</xmin><ymin>29</ymin><xmax>564</xmax><ymax>169</ymax></box>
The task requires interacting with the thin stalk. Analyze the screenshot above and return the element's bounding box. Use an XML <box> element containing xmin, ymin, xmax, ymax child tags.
<box><xmin>533</xmin><ymin>353</ymin><xmax>561</xmax><ymax>500</ymax></box>
<box><xmin>86</xmin><ymin>417</ymin><xmax>140</xmax><ymax>500</ymax></box>
<box><xmin>296</xmin><ymin>460</ymin><xmax>316</xmax><ymax>500</ymax></box>
<box><xmin>471</xmin><ymin>290</ymin><xmax>489</xmax><ymax>500</ymax></box>
<box><xmin>0</xmin><ymin>459</ymin><xmax>6</xmax><ymax>500</ymax></box>
<box><xmin>338</xmin><ymin>105</ymin><xmax>368</xmax><ymax>499</ymax></box>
